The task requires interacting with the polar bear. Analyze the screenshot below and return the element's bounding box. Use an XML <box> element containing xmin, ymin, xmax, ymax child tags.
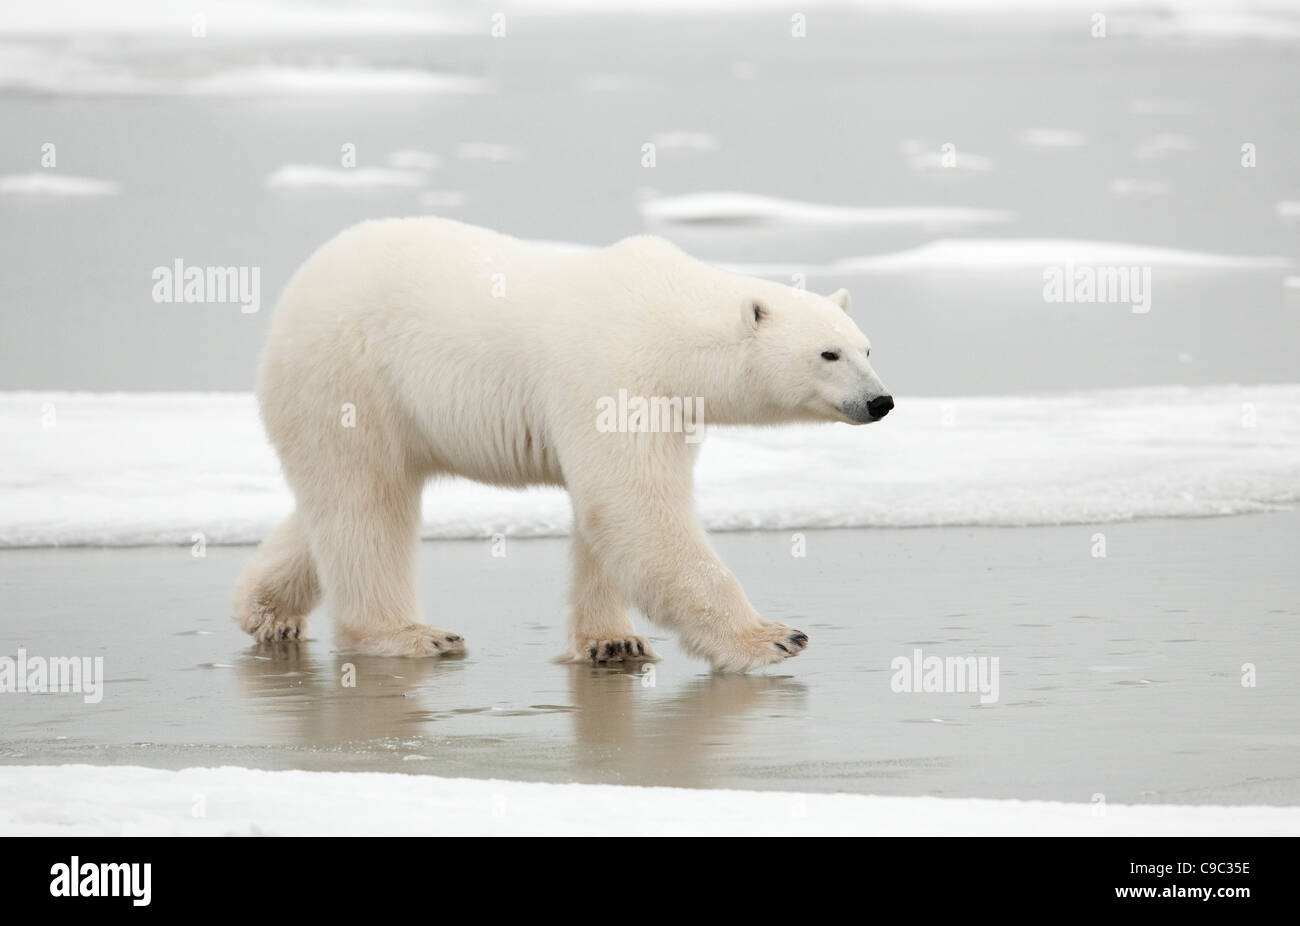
<box><xmin>234</xmin><ymin>218</ymin><xmax>892</xmax><ymax>672</ymax></box>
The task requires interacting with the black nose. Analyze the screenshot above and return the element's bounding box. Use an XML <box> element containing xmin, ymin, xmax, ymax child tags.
<box><xmin>868</xmin><ymin>395</ymin><xmax>894</xmax><ymax>419</ymax></box>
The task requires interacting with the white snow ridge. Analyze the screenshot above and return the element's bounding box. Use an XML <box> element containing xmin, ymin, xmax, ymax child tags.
<box><xmin>639</xmin><ymin>191</ymin><xmax>1013</xmax><ymax>227</ymax></box>
<box><xmin>832</xmin><ymin>239</ymin><xmax>1293</xmax><ymax>272</ymax></box>
<box><xmin>265</xmin><ymin>165</ymin><xmax>428</xmax><ymax>190</ymax></box>
<box><xmin>2</xmin><ymin>386</ymin><xmax>1298</xmax><ymax>547</ymax></box>
<box><xmin>0</xmin><ymin>173</ymin><xmax>120</xmax><ymax>196</ymax></box>
<box><xmin>1</xmin><ymin>765</ymin><xmax>1295</xmax><ymax>836</ymax></box>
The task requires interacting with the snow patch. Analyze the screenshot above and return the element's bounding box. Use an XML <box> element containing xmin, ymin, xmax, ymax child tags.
<box><xmin>0</xmin><ymin>172</ymin><xmax>119</xmax><ymax>197</ymax></box>
<box><xmin>1133</xmin><ymin>133</ymin><xmax>1195</xmax><ymax>159</ymax></box>
<box><xmin>1111</xmin><ymin>178</ymin><xmax>1172</xmax><ymax>197</ymax></box>
<box><xmin>0</xmin><ymin>45</ymin><xmax>484</xmax><ymax>97</ymax></box>
<box><xmin>651</xmin><ymin>131</ymin><xmax>720</xmax><ymax>151</ymax></box>
<box><xmin>265</xmin><ymin>165</ymin><xmax>427</xmax><ymax>190</ymax></box>
<box><xmin>418</xmin><ymin>190</ymin><xmax>468</xmax><ymax>209</ymax></box>
<box><xmin>2</xmin><ymin>386</ymin><xmax>1298</xmax><ymax>547</ymax></box>
<box><xmin>1018</xmin><ymin>129</ymin><xmax>1088</xmax><ymax>148</ymax></box>
<box><xmin>639</xmin><ymin>192</ymin><xmax>1013</xmax><ymax>227</ymax></box>
<box><xmin>456</xmin><ymin>142</ymin><xmax>522</xmax><ymax>163</ymax></box>
<box><xmin>832</xmin><ymin>238</ymin><xmax>1291</xmax><ymax>272</ymax></box>
<box><xmin>387</xmin><ymin>149</ymin><xmax>441</xmax><ymax>171</ymax></box>
<box><xmin>0</xmin><ymin>0</ymin><xmax>475</xmax><ymax>38</ymax></box>
<box><xmin>1</xmin><ymin>765</ymin><xmax>1295</xmax><ymax>836</ymax></box>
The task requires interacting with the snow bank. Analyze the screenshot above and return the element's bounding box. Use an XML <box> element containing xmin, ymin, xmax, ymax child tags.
<box><xmin>387</xmin><ymin>149</ymin><xmax>442</xmax><ymax>171</ymax></box>
<box><xmin>1018</xmin><ymin>129</ymin><xmax>1088</xmax><ymax>148</ymax></box>
<box><xmin>0</xmin><ymin>55</ymin><xmax>484</xmax><ymax>97</ymax></box>
<box><xmin>2</xmin><ymin>386</ymin><xmax>1298</xmax><ymax>547</ymax></box>
<box><xmin>0</xmin><ymin>1</ymin><xmax>474</xmax><ymax>38</ymax></box>
<box><xmin>455</xmin><ymin>142</ymin><xmax>523</xmax><ymax>163</ymax></box>
<box><xmin>0</xmin><ymin>173</ymin><xmax>119</xmax><ymax>197</ymax></box>
<box><xmin>265</xmin><ymin>164</ymin><xmax>428</xmax><ymax>191</ymax></box>
<box><xmin>186</xmin><ymin>67</ymin><xmax>482</xmax><ymax>97</ymax></box>
<box><xmin>505</xmin><ymin>0</ymin><xmax>1300</xmax><ymax>27</ymax></box>
<box><xmin>1111</xmin><ymin>179</ymin><xmax>1172</xmax><ymax>197</ymax></box>
<box><xmin>650</xmin><ymin>131</ymin><xmax>720</xmax><ymax>151</ymax></box>
<box><xmin>1</xmin><ymin>765</ymin><xmax>1294</xmax><ymax>836</ymax></box>
<box><xmin>690</xmin><ymin>235</ymin><xmax>1288</xmax><ymax>277</ymax></box>
<box><xmin>3</xmin><ymin>0</ymin><xmax>1296</xmax><ymax>43</ymax></box>
<box><xmin>639</xmin><ymin>192</ymin><xmax>1013</xmax><ymax>227</ymax></box>
<box><xmin>833</xmin><ymin>239</ymin><xmax>1292</xmax><ymax>272</ymax></box>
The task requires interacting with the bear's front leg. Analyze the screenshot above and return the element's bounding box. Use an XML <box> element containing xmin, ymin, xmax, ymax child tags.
<box><xmin>571</xmin><ymin>477</ymin><xmax>808</xmax><ymax>673</ymax></box>
<box><xmin>560</xmin><ymin>526</ymin><xmax>659</xmax><ymax>664</ymax></box>
<box><xmin>660</xmin><ymin>558</ymin><xmax>810</xmax><ymax>673</ymax></box>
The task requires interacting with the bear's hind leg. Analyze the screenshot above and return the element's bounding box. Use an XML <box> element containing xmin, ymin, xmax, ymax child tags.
<box><xmin>560</xmin><ymin>526</ymin><xmax>658</xmax><ymax>664</ymax></box>
<box><xmin>234</xmin><ymin>512</ymin><xmax>320</xmax><ymax>643</ymax></box>
<box><xmin>302</xmin><ymin>467</ymin><xmax>466</xmax><ymax>658</ymax></box>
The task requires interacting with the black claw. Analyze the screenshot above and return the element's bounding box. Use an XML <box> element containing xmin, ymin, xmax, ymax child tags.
<box><xmin>586</xmin><ymin>644</ymin><xmax>597</xmax><ymax>660</ymax></box>
<box><xmin>775</xmin><ymin>642</ymin><xmax>790</xmax><ymax>654</ymax></box>
<box><xmin>447</xmin><ymin>635</ymin><xmax>462</xmax><ymax>642</ymax></box>
<box><xmin>431</xmin><ymin>640</ymin><xmax>441</xmax><ymax>649</ymax></box>
<box><xmin>635</xmin><ymin>641</ymin><xmax>645</xmax><ymax>656</ymax></box>
<box><xmin>791</xmin><ymin>632</ymin><xmax>808</xmax><ymax>644</ymax></box>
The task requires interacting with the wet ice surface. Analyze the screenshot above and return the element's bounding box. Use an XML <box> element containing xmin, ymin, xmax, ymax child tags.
<box><xmin>2</xmin><ymin>512</ymin><xmax>1298</xmax><ymax>805</ymax></box>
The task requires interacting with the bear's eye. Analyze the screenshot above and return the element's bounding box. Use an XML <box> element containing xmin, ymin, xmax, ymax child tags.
<box><xmin>821</xmin><ymin>351</ymin><xmax>840</xmax><ymax>362</ymax></box>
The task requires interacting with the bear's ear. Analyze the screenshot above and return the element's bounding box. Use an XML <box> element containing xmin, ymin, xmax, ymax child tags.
<box><xmin>829</xmin><ymin>288</ymin><xmax>851</xmax><ymax>315</ymax></box>
<box><xmin>741</xmin><ymin>298</ymin><xmax>767</xmax><ymax>333</ymax></box>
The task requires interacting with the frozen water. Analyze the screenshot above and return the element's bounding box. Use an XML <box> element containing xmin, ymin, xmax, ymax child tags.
<box><xmin>2</xmin><ymin>386</ymin><xmax>1297</xmax><ymax>547</ymax></box>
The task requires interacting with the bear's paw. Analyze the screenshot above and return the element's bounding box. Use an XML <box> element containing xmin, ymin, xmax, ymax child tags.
<box><xmin>709</xmin><ymin>621</ymin><xmax>808</xmax><ymax>673</ymax></box>
<box><xmin>562</xmin><ymin>636</ymin><xmax>660</xmax><ymax>664</ymax></box>
<box><xmin>350</xmin><ymin>624</ymin><xmax>467</xmax><ymax>658</ymax></box>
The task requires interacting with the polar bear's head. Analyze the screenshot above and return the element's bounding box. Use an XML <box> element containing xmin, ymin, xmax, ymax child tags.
<box><xmin>736</xmin><ymin>284</ymin><xmax>893</xmax><ymax>426</ymax></box>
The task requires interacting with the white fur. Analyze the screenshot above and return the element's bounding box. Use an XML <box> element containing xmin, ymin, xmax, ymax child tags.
<box><xmin>234</xmin><ymin>217</ymin><xmax>890</xmax><ymax>671</ymax></box>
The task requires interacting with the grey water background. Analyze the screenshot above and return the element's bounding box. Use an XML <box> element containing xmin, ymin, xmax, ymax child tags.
<box><xmin>1</xmin><ymin>10</ymin><xmax>1298</xmax><ymax>394</ymax></box>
